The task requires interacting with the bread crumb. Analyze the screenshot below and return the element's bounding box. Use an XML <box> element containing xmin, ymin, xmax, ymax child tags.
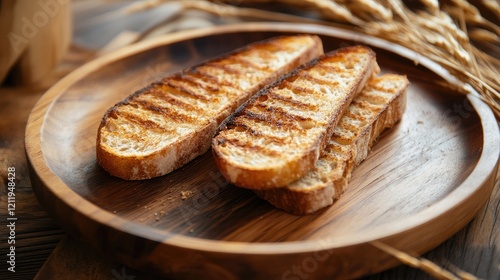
<box><xmin>112</xmin><ymin>210</ymin><xmax>117</xmax><ymax>214</ymax></box>
<box><xmin>181</xmin><ymin>190</ymin><xmax>194</xmax><ymax>200</ymax></box>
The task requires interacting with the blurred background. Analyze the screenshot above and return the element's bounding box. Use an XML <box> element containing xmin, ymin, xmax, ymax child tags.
<box><xmin>1</xmin><ymin>0</ymin><xmax>498</xmax><ymax>113</ymax></box>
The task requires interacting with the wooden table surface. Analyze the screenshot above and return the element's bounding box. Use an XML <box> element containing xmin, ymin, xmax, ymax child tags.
<box><xmin>1</xmin><ymin>2</ymin><xmax>499</xmax><ymax>280</ymax></box>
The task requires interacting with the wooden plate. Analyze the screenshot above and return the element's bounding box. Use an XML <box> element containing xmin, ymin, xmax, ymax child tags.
<box><xmin>26</xmin><ymin>23</ymin><xmax>499</xmax><ymax>279</ymax></box>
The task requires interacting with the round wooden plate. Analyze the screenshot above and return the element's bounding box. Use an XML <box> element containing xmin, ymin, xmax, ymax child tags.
<box><xmin>26</xmin><ymin>23</ymin><xmax>499</xmax><ymax>279</ymax></box>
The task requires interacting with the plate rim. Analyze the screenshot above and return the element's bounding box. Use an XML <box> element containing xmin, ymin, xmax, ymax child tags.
<box><xmin>26</xmin><ymin>22</ymin><xmax>500</xmax><ymax>255</ymax></box>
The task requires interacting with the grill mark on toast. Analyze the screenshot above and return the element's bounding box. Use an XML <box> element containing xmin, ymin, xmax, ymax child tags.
<box><xmin>146</xmin><ymin>87</ymin><xmax>204</xmax><ymax>114</ymax></box>
<box><xmin>349</xmin><ymin>99</ymin><xmax>373</xmax><ymax>109</ymax></box>
<box><xmin>174</xmin><ymin>73</ymin><xmax>236</xmax><ymax>98</ymax></box>
<box><xmin>247</xmin><ymin>128</ymin><xmax>290</xmax><ymax>145</ymax></box>
<box><xmin>205</xmin><ymin>62</ymin><xmax>243</xmax><ymax>75</ymax></box>
<box><xmin>225</xmin><ymin>123</ymin><xmax>290</xmax><ymax>146</ymax></box>
<box><xmin>229</xmin><ymin>117</ymin><xmax>290</xmax><ymax>135</ymax></box>
<box><xmin>169</xmin><ymin>74</ymin><xmax>220</xmax><ymax>93</ymax></box>
<box><xmin>300</xmin><ymin>72</ymin><xmax>341</xmax><ymax>87</ymax></box>
<box><xmin>239</xmin><ymin>110</ymin><xmax>300</xmax><ymax>129</ymax></box>
<box><xmin>162</xmin><ymin>80</ymin><xmax>211</xmax><ymax>101</ymax></box>
<box><xmin>333</xmin><ymin>121</ymin><xmax>360</xmax><ymax>137</ymax></box>
<box><xmin>358</xmin><ymin>93</ymin><xmax>393</xmax><ymax>106</ymax></box>
<box><xmin>114</xmin><ymin>110</ymin><xmax>169</xmax><ymax>133</ymax></box>
<box><xmin>341</xmin><ymin>112</ymin><xmax>369</xmax><ymax>126</ymax></box>
<box><xmin>186</xmin><ymin>71</ymin><xmax>221</xmax><ymax>86</ymax></box>
<box><xmin>312</xmin><ymin>64</ymin><xmax>344</xmax><ymax>73</ymax></box>
<box><xmin>133</xmin><ymin>100</ymin><xmax>198</xmax><ymax>124</ymax></box>
<box><xmin>252</xmin><ymin>102</ymin><xmax>314</xmax><ymax>123</ymax></box>
<box><xmin>267</xmin><ymin>93</ymin><xmax>318</xmax><ymax>110</ymax></box>
<box><xmin>191</xmin><ymin>72</ymin><xmax>246</xmax><ymax>96</ymax></box>
<box><xmin>192</xmin><ymin>67</ymin><xmax>240</xmax><ymax>89</ymax></box>
<box><xmin>367</xmin><ymin>83</ymin><xmax>401</xmax><ymax>95</ymax></box>
<box><xmin>226</xmin><ymin>56</ymin><xmax>268</xmax><ymax>70</ymax></box>
<box><xmin>343</xmin><ymin>106</ymin><xmax>371</xmax><ymax>119</ymax></box>
<box><xmin>219</xmin><ymin>137</ymin><xmax>281</xmax><ymax>158</ymax></box>
<box><xmin>286</xmin><ymin>83</ymin><xmax>319</xmax><ymax>96</ymax></box>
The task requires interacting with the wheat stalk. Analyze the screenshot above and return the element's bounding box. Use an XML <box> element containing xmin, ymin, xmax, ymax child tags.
<box><xmin>118</xmin><ymin>1</ymin><xmax>500</xmax><ymax>116</ymax></box>
<box><xmin>482</xmin><ymin>0</ymin><xmax>500</xmax><ymax>19</ymax></box>
<box><xmin>119</xmin><ymin>0</ymin><xmax>500</xmax><ymax>124</ymax></box>
<box><xmin>371</xmin><ymin>241</ymin><xmax>478</xmax><ymax>280</ymax></box>
<box><xmin>197</xmin><ymin>0</ymin><xmax>499</xmax><ymax>117</ymax></box>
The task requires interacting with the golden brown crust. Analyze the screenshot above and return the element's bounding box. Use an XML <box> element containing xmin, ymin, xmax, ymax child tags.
<box><xmin>96</xmin><ymin>35</ymin><xmax>323</xmax><ymax>180</ymax></box>
<box><xmin>254</xmin><ymin>183</ymin><xmax>334</xmax><ymax>215</ymax></box>
<box><xmin>212</xmin><ymin>45</ymin><xmax>379</xmax><ymax>189</ymax></box>
<box><xmin>255</xmin><ymin>74</ymin><xmax>410</xmax><ymax>214</ymax></box>
<box><xmin>212</xmin><ymin>144</ymin><xmax>319</xmax><ymax>189</ymax></box>
<box><xmin>97</xmin><ymin>120</ymin><xmax>216</xmax><ymax>180</ymax></box>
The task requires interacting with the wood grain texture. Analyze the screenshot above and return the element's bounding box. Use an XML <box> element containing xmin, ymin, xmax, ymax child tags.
<box><xmin>22</xmin><ymin>23</ymin><xmax>500</xmax><ymax>279</ymax></box>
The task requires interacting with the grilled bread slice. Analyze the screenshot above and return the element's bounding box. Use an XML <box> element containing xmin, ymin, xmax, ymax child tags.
<box><xmin>254</xmin><ymin>74</ymin><xmax>409</xmax><ymax>214</ymax></box>
<box><xmin>212</xmin><ymin>46</ymin><xmax>380</xmax><ymax>189</ymax></box>
<box><xmin>97</xmin><ymin>35</ymin><xmax>323</xmax><ymax>180</ymax></box>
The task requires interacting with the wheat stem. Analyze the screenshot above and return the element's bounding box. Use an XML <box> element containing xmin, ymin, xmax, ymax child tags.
<box><xmin>370</xmin><ymin>241</ymin><xmax>468</xmax><ymax>280</ymax></box>
<box><xmin>121</xmin><ymin>0</ymin><xmax>500</xmax><ymax>116</ymax></box>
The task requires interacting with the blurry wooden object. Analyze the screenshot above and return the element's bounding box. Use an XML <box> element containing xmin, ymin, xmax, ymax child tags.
<box><xmin>0</xmin><ymin>0</ymin><xmax>72</xmax><ymax>85</ymax></box>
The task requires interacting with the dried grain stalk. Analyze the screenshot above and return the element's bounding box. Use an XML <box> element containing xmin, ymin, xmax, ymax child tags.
<box><xmin>371</xmin><ymin>241</ymin><xmax>478</xmax><ymax>280</ymax></box>
<box><xmin>206</xmin><ymin>0</ymin><xmax>500</xmax><ymax>117</ymax></box>
<box><xmin>122</xmin><ymin>0</ymin><xmax>500</xmax><ymax>115</ymax></box>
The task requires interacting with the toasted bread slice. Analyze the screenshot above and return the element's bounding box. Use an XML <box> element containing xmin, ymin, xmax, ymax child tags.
<box><xmin>254</xmin><ymin>74</ymin><xmax>409</xmax><ymax>214</ymax></box>
<box><xmin>212</xmin><ymin>46</ymin><xmax>380</xmax><ymax>189</ymax></box>
<box><xmin>96</xmin><ymin>35</ymin><xmax>323</xmax><ymax>180</ymax></box>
